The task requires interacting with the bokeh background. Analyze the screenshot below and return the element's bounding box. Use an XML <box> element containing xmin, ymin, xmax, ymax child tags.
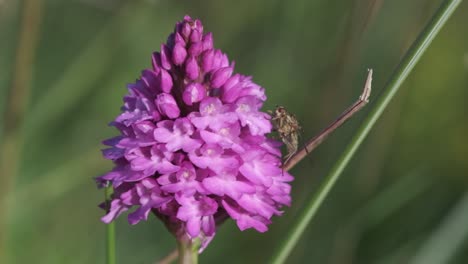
<box><xmin>1</xmin><ymin>0</ymin><xmax>467</xmax><ymax>263</ymax></box>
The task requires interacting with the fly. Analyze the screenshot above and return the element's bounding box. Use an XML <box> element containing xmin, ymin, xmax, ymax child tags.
<box><xmin>270</xmin><ymin>106</ymin><xmax>302</xmax><ymax>165</ymax></box>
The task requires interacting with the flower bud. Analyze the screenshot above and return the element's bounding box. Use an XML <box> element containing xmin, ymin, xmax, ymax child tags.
<box><xmin>185</xmin><ymin>56</ymin><xmax>199</xmax><ymax>80</ymax></box>
<box><xmin>223</xmin><ymin>74</ymin><xmax>240</xmax><ymax>92</ymax></box>
<box><xmin>183</xmin><ymin>83</ymin><xmax>205</xmax><ymax>105</ymax></box>
<box><xmin>202</xmin><ymin>33</ymin><xmax>213</xmax><ymax>51</ymax></box>
<box><xmin>180</xmin><ymin>22</ymin><xmax>192</xmax><ymax>40</ymax></box>
<box><xmin>188</xmin><ymin>42</ymin><xmax>203</xmax><ymax>57</ymax></box>
<box><xmin>211</xmin><ymin>67</ymin><xmax>233</xmax><ymax>88</ymax></box>
<box><xmin>151</xmin><ymin>52</ymin><xmax>161</xmax><ymax>74</ymax></box>
<box><xmin>166</xmin><ymin>33</ymin><xmax>175</xmax><ymax>48</ymax></box>
<box><xmin>172</xmin><ymin>43</ymin><xmax>187</xmax><ymax>65</ymax></box>
<box><xmin>190</xmin><ymin>29</ymin><xmax>202</xmax><ymax>43</ymax></box>
<box><xmin>175</xmin><ymin>32</ymin><xmax>185</xmax><ymax>46</ymax></box>
<box><xmin>220</xmin><ymin>53</ymin><xmax>229</xmax><ymax>68</ymax></box>
<box><xmin>201</xmin><ymin>50</ymin><xmax>215</xmax><ymax>73</ymax></box>
<box><xmin>155</xmin><ymin>93</ymin><xmax>180</xmax><ymax>118</ymax></box>
<box><xmin>159</xmin><ymin>69</ymin><xmax>173</xmax><ymax>93</ymax></box>
<box><xmin>160</xmin><ymin>44</ymin><xmax>172</xmax><ymax>70</ymax></box>
<box><xmin>194</xmin><ymin>19</ymin><xmax>203</xmax><ymax>33</ymax></box>
<box><xmin>141</xmin><ymin>69</ymin><xmax>159</xmax><ymax>92</ymax></box>
<box><xmin>212</xmin><ymin>50</ymin><xmax>224</xmax><ymax>70</ymax></box>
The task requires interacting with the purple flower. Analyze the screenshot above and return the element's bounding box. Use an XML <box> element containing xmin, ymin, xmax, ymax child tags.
<box><xmin>176</xmin><ymin>194</ymin><xmax>218</xmax><ymax>238</ymax></box>
<box><xmin>97</xmin><ymin>15</ymin><xmax>293</xmax><ymax>251</ymax></box>
<box><xmin>153</xmin><ymin>118</ymin><xmax>201</xmax><ymax>152</ymax></box>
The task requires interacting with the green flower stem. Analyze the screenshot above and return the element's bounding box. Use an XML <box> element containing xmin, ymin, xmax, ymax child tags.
<box><xmin>105</xmin><ymin>185</ymin><xmax>116</xmax><ymax>264</ymax></box>
<box><xmin>271</xmin><ymin>0</ymin><xmax>462</xmax><ymax>263</ymax></box>
<box><xmin>177</xmin><ymin>237</ymin><xmax>200</xmax><ymax>264</ymax></box>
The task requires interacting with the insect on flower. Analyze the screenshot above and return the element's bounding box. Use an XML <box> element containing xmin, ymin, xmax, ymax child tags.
<box><xmin>270</xmin><ymin>106</ymin><xmax>302</xmax><ymax>164</ymax></box>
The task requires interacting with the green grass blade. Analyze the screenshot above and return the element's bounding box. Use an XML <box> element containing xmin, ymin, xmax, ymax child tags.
<box><xmin>270</xmin><ymin>0</ymin><xmax>462</xmax><ymax>263</ymax></box>
<box><xmin>409</xmin><ymin>191</ymin><xmax>468</xmax><ymax>264</ymax></box>
<box><xmin>105</xmin><ymin>185</ymin><xmax>116</xmax><ymax>264</ymax></box>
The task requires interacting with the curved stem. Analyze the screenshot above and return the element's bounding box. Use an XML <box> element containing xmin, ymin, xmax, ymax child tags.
<box><xmin>271</xmin><ymin>0</ymin><xmax>462</xmax><ymax>263</ymax></box>
<box><xmin>284</xmin><ymin>69</ymin><xmax>372</xmax><ymax>171</ymax></box>
<box><xmin>156</xmin><ymin>249</ymin><xmax>178</xmax><ymax>264</ymax></box>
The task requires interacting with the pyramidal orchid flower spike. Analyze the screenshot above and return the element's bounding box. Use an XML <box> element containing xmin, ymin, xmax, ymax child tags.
<box><xmin>97</xmin><ymin>15</ymin><xmax>293</xmax><ymax>253</ymax></box>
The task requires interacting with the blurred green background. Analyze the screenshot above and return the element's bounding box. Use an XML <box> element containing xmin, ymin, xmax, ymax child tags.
<box><xmin>1</xmin><ymin>0</ymin><xmax>467</xmax><ymax>263</ymax></box>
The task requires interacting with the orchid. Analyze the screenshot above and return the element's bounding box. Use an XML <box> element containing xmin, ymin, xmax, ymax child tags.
<box><xmin>97</xmin><ymin>16</ymin><xmax>292</xmax><ymax>253</ymax></box>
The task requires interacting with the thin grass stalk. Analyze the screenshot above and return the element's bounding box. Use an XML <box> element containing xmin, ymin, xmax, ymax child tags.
<box><xmin>0</xmin><ymin>0</ymin><xmax>43</xmax><ymax>262</ymax></box>
<box><xmin>271</xmin><ymin>0</ymin><xmax>462</xmax><ymax>263</ymax></box>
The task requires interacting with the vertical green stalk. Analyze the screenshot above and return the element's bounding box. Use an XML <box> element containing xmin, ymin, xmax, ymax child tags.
<box><xmin>270</xmin><ymin>0</ymin><xmax>462</xmax><ymax>263</ymax></box>
<box><xmin>105</xmin><ymin>184</ymin><xmax>116</xmax><ymax>264</ymax></box>
<box><xmin>177</xmin><ymin>237</ymin><xmax>200</xmax><ymax>264</ymax></box>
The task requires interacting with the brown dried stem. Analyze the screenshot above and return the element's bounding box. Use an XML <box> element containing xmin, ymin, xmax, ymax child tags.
<box><xmin>156</xmin><ymin>249</ymin><xmax>178</xmax><ymax>264</ymax></box>
<box><xmin>155</xmin><ymin>69</ymin><xmax>372</xmax><ymax>264</ymax></box>
<box><xmin>283</xmin><ymin>69</ymin><xmax>373</xmax><ymax>172</ymax></box>
<box><xmin>0</xmin><ymin>0</ymin><xmax>43</xmax><ymax>261</ymax></box>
